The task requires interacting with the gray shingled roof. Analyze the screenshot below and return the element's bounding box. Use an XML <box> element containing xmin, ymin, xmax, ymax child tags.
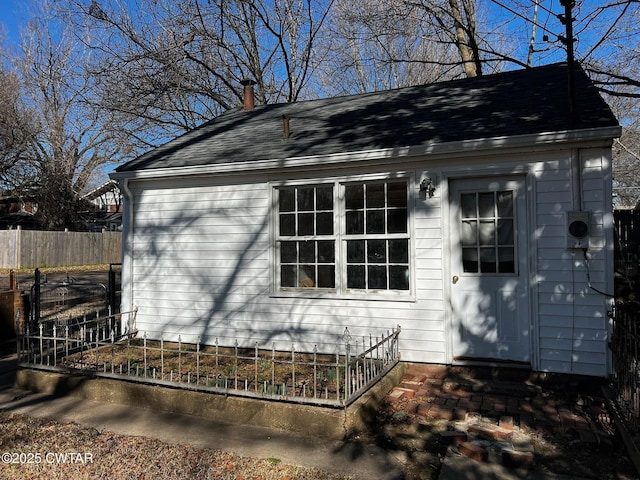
<box><xmin>116</xmin><ymin>62</ymin><xmax>619</xmax><ymax>173</ymax></box>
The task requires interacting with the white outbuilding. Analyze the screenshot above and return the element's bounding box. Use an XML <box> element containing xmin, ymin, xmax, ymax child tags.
<box><xmin>112</xmin><ymin>62</ymin><xmax>620</xmax><ymax>377</ymax></box>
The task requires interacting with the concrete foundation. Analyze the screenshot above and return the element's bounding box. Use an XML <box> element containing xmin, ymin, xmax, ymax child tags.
<box><xmin>15</xmin><ymin>362</ymin><xmax>406</xmax><ymax>440</ymax></box>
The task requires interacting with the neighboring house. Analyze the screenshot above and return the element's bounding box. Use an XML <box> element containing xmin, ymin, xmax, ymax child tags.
<box><xmin>81</xmin><ymin>180</ymin><xmax>123</xmax><ymax>231</ymax></box>
<box><xmin>0</xmin><ymin>195</ymin><xmax>38</xmax><ymax>230</ymax></box>
<box><xmin>111</xmin><ymin>63</ymin><xmax>620</xmax><ymax>377</ymax></box>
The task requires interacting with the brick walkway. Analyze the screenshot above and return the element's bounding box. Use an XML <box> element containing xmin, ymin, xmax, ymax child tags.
<box><xmin>385</xmin><ymin>364</ymin><xmax>617</xmax><ymax>472</ymax></box>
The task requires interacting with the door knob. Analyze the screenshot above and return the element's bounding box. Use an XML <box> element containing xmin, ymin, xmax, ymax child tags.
<box><xmin>452</xmin><ymin>276</ymin><xmax>459</xmax><ymax>284</ymax></box>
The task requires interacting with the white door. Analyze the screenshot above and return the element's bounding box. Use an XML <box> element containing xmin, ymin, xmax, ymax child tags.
<box><xmin>449</xmin><ymin>176</ymin><xmax>530</xmax><ymax>363</ymax></box>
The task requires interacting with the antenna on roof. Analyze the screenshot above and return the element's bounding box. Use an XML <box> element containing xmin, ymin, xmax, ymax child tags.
<box><xmin>559</xmin><ymin>0</ymin><xmax>576</xmax><ymax>115</ymax></box>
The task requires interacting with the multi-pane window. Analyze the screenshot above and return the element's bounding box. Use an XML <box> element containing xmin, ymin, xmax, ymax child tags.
<box><xmin>278</xmin><ymin>186</ymin><xmax>335</xmax><ymax>288</ymax></box>
<box><xmin>460</xmin><ymin>190</ymin><xmax>515</xmax><ymax>274</ymax></box>
<box><xmin>276</xmin><ymin>180</ymin><xmax>410</xmax><ymax>293</ymax></box>
<box><xmin>344</xmin><ymin>182</ymin><xmax>409</xmax><ymax>291</ymax></box>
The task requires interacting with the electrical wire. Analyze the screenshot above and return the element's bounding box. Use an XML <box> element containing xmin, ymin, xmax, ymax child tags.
<box><xmin>528</xmin><ymin>0</ymin><xmax>559</xmax><ymax>19</ymax></box>
<box><xmin>582</xmin><ymin>249</ymin><xmax>615</xmax><ymax>298</ymax></box>
<box><xmin>488</xmin><ymin>0</ymin><xmax>561</xmax><ymax>39</ymax></box>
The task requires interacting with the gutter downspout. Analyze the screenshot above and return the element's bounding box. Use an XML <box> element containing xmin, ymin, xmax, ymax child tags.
<box><xmin>120</xmin><ymin>177</ymin><xmax>136</xmax><ymax>333</ymax></box>
<box><xmin>571</xmin><ymin>148</ymin><xmax>583</xmax><ymax>211</ymax></box>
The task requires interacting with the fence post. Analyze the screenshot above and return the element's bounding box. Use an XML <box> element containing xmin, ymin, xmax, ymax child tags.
<box><xmin>15</xmin><ymin>226</ymin><xmax>21</xmax><ymax>270</ymax></box>
<box><xmin>313</xmin><ymin>345</ymin><xmax>318</xmax><ymax>399</ymax></box>
<box><xmin>197</xmin><ymin>337</ymin><xmax>201</xmax><ymax>385</ymax></box>
<box><xmin>178</xmin><ymin>335</ymin><xmax>182</xmax><ymax>382</ymax></box>
<box><xmin>254</xmin><ymin>342</ymin><xmax>258</xmax><ymax>393</ymax></box>
<box><xmin>14</xmin><ymin>312</ymin><xmax>20</xmax><ymax>363</ymax></box>
<box><xmin>33</xmin><ymin>268</ymin><xmax>41</xmax><ymax>331</ymax></box>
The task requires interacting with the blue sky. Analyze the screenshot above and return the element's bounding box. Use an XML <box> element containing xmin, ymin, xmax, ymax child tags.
<box><xmin>0</xmin><ymin>0</ymin><xmax>32</xmax><ymax>47</ymax></box>
<box><xmin>0</xmin><ymin>0</ymin><xmax>25</xmax><ymax>46</ymax></box>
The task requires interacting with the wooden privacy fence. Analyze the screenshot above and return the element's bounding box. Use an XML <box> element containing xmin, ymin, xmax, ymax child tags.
<box><xmin>0</xmin><ymin>229</ymin><xmax>122</xmax><ymax>269</ymax></box>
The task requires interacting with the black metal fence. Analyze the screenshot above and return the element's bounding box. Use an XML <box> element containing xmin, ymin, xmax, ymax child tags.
<box><xmin>18</xmin><ymin>312</ymin><xmax>401</xmax><ymax>407</ymax></box>
<box><xmin>610</xmin><ymin>302</ymin><xmax>640</xmax><ymax>436</ymax></box>
<box><xmin>615</xmin><ymin>209</ymin><xmax>640</xmax><ymax>299</ymax></box>
<box><xmin>28</xmin><ymin>266</ymin><xmax>121</xmax><ymax>335</ymax></box>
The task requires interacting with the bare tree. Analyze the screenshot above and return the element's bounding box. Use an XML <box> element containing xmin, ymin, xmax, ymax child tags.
<box><xmin>0</xmin><ymin>66</ymin><xmax>37</xmax><ymax>194</ymax></box>
<box><xmin>323</xmin><ymin>0</ymin><xmax>531</xmax><ymax>97</ymax></box>
<box><xmin>320</xmin><ymin>0</ymin><xmax>467</xmax><ymax>95</ymax></box>
<box><xmin>59</xmin><ymin>0</ymin><xmax>334</xmax><ymax>147</ymax></box>
<box><xmin>5</xmin><ymin>3</ymin><xmax>130</xmax><ymax>229</ymax></box>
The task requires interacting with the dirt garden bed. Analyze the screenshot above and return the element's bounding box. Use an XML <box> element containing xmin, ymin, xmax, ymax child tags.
<box><xmin>60</xmin><ymin>339</ymin><xmax>353</xmax><ymax>400</ymax></box>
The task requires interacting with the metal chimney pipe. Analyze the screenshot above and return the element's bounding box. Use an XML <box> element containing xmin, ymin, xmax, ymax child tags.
<box><xmin>282</xmin><ymin>115</ymin><xmax>290</xmax><ymax>139</ymax></box>
<box><xmin>241</xmin><ymin>79</ymin><xmax>257</xmax><ymax>111</ymax></box>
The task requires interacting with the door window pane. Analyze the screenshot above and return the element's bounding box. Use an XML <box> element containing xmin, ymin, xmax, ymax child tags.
<box><xmin>497</xmin><ymin>191</ymin><xmax>513</xmax><ymax>216</ymax></box>
<box><xmin>498</xmin><ymin>248</ymin><xmax>515</xmax><ymax>273</ymax></box>
<box><xmin>480</xmin><ymin>248</ymin><xmax>497</xmax><ymax>273</ymax></box>
<box><xmin>498</xmin><ymin>219</ymin><xmax>514</xmax><ymax>245</ymax></box>
<box><xmin>461</xmin><ymin>220</ymin><xmax>477</xmax><ymax>246</ymax></box>
<box><xmin>479</xmin><ymin>220</ymin><xmax>496</xmax><ymax>245</ymax></box>
<box><xmin>462</xmin><ymin>248</ymin><xmax>478</xmax><ymax>273</ymax></box>
<box><xmin>478</xmin><ymin>193</ymin><xmax>495</xmax><ymax>217</ymax></box>
<box><xmin>460</xmin><ymin>190</ymin><xmax>516</xmax><ymax>275</ymax></box>
<box><xmin>461</xmin><ymin>193</ymin><xmax>476</xmax><ymax>218</ymax></box>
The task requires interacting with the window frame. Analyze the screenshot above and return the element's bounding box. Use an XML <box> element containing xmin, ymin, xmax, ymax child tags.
<box><xmin>275</xmin><ymin>185</ymin><xmax>337</xmax><ymax>292</ymax></box>
<box><xmin>271</xmin><ymin>175</ymin><xmax>415</xmax><ymax>301</ymax></box>
<box><xmin>341</xmin><ymin>181</ymin><xmax>411</xmax><ymax>293</ymax></box>
<box><xmin>457</xmin><ymin>188</ymin><xmax>519</xmax><ymax>277</ymax></box>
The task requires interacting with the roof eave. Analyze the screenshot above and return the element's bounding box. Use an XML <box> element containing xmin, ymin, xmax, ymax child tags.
<box><xmin>110</xmin><ymin>125</ymin><xmax>621</xmax><ymax>182</ymax></box>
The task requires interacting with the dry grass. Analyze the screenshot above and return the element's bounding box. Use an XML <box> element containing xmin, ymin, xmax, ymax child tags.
<box><xmin>0</xmin><ymin>411</ymin><xmax>354</xmax><ymax>480</ymax></box>
<box><xmin>60</xmin><ymin>340</ymin><xmax>348</xmax><ymax>399</ymax></box>
<box><xmin>0</xmin><ymin>265</ymin><xmax>112</xmax><ymax>276</ymax></box>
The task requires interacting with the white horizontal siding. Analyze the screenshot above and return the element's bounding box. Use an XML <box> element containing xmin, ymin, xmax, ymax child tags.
<box><xmin>123</xmin><ymin>145</ymin><xmax>613</xmax><ymax>376</ymax></box>
<box><xmin>532</xmin><ymin>148</ymin><xmax>612</xmax><ymax>376</ymax></box>
<box><xmin>127</xmin><ymin>174</ymin><xmax>447</xmax><ymax>364</ymax></box>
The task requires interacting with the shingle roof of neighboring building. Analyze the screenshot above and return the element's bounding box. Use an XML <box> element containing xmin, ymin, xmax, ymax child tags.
<box><xmin>115</xmin><ymin>62</ymin><xmax>619</xmax><ymax>173</ymax></box>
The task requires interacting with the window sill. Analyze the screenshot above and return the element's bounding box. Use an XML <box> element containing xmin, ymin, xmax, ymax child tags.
<box><xmin>270</xmin><ymin>290</ymin><xmax>416</xmax><ymax>303</ymax></box>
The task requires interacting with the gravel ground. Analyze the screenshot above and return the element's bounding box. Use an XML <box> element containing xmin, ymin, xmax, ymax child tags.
<box><xmin>0</xmin><ymin>411</ymin><xmax>354</xmax><ymax>480</ymax></box>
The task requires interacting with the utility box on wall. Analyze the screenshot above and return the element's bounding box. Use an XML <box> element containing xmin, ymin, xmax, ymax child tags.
<box><xmin>566</xmin><ymin>211</ymin><xmax>591</xmax><ymax>249</ymax></box>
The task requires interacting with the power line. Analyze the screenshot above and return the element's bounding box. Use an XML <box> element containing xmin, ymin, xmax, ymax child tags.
<box><xmin>529</xmin><ymin>0</ymin><xmax>559</xmax><ymax>18</ymax></box>
<box><xmin>488</xmin><ymin>0</ymin><xmax>562</xmax><ymax>39</ymax></box>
